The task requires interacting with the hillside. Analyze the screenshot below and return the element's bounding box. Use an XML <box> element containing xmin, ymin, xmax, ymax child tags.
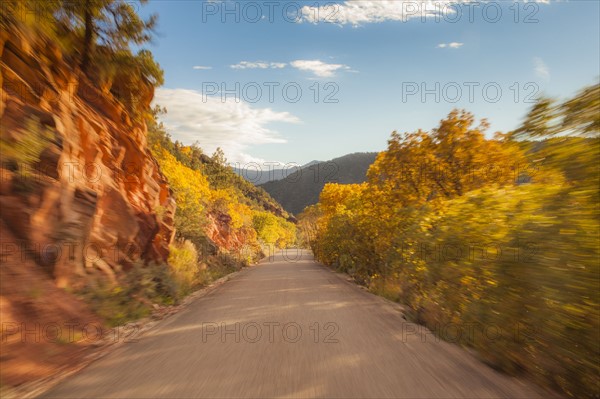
<box><xmin>233</xmin><ymin>160</ymin><xmax>322</xmax><ymax>185</ymax></box>
<box><xmin>259</xmin><ymin>153</ymin><xmax>378</xmax><ymax>215</ymax></box>
<box><xmin>0</xmin><ymin>10</ymin><xmax>295</xmax><ymax>389</ymax></box>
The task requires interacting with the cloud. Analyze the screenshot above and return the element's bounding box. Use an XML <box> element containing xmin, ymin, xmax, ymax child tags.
<box><xmin>437</xmin><ymin>42</ymin><xmax>464</xmax><ymax>49</ymax></box>
<box><xmin>298</xmin><ymin>0</ymin><xmax>551</xmax><ymax>26</ymax></box>
<box><xmin>290</xmin><ymin>60</ymin><xmax>351</xmax><ymax>78</ymax></box>
<box><xmin>192</xmin><ymin>65</ymin><xmax>212</xmax><ymax>70</ymax></box>
<box><xmin>299</xmin><ymin>0</ymin><xmax>458</xmax><ymax>25</ymax></box>
<box><xmin>152</xmin><ymin>88</ymin><xmax>300</xmax><ymax>163</ymax></box>
<box><xmin>230</xmin><ymin>60</ymin><xmax>354</xmax><ymax>77</ymax></box>
<box><xmin>231</xmin><ymin>61</ymin><xmax>287</xmax><ymax>69</ymax></box>
<box><xmin>534</xmin><ymin>57</ymin><xmax>550</xmax><ymax>80</ymax></box>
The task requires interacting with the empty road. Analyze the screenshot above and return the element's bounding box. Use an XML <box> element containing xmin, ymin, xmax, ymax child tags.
<box><xmin>43</xmin><ymin>250</ymin><xmax>551</xmax><ymax>398</ymax></box>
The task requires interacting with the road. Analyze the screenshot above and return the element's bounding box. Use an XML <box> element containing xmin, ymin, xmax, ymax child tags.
<box><xmin>43</xmin><ymin>250</ymin><xmax>551</xmax><ymax>398</ymax></box>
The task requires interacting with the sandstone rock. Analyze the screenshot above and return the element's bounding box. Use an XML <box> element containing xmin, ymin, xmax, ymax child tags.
<box><xmin>0</xmin><ymin>27</ymin><xmax>176</xmax><ymax>288</ymax></box>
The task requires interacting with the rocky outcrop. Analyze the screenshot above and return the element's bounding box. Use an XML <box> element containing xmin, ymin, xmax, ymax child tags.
<box><xmin>205</xmin><ymin>212</ymin><xmax>246</xmax><ymax>251</ymax></box>
<box><xmin>0</xmin><ymin>25</ymin><xmax>177</xmax><ymax>391</ymax></box>
<box><xmin>0</xmin><ymin>27</ymin><xmax>176</xmax><ymax>288</ymax></box>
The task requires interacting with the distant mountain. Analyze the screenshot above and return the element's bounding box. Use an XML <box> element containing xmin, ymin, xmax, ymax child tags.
<box><xmin>301</xmin><ymin>160</ymin><xmax>321</xmax><ymax>168</ymax></box>
<box><xmin>259</xmin><ymin>153</ymin><xmax>378</xmax><ymax>215</ymax></box>
<box><xmin>233</xmin><ymin>160</ymin><xmax>323</xmax><ymax>185</ymax></box>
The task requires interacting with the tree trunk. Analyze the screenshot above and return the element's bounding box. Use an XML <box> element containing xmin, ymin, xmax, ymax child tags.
<box><xmin>80</xmin><ymin>1</ymin><xmax>93</xmax><ymax>74</ymax></box>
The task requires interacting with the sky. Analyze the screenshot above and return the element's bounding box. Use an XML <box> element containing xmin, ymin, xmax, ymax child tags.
<box><xmin>142</xmin><ymin>0</ymin><xmax>600</xmax><ymax>166</ymax></box>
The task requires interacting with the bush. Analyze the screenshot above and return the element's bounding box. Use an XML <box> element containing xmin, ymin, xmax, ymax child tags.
<box><xmin>81</xmin><ymin>261</ymin><xmax>178</xmax><ymax>327</ymax></box>
<box><xmin>168</xmin><ymin>239</ymin><xmax>205</xmax><ymax>295</ymax></box>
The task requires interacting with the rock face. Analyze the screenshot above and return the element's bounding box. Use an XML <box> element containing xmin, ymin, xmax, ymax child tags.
<box><xmin>0</xmin><ymin>28</ymin><xmax>176</xmax><ymax>288</ymax></box>
<box><xmin>205</xmin><ymin>211</ymin><xmax>254</xmax><ymax>253</ymax></box>
<box><xmin>0</xmin><ymin>26</ymin><xmax>177</xmax><ymax>390</ymax></box>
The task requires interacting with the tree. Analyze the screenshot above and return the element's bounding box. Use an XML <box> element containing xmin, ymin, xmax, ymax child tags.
<box><xmin>368</xmin><ymin>110</ymin><xmax>523</xmax><ymax>207</ymax></box>
<box><xmin>57</xmin><ymin>0</ymin><xmax>157</xmax><ymax>74</ymax></box>
<box><xmin>510</xmin><ymin>82</ymin><xmax>599</xmax><ymax>140</ymax></box>
<box><xmin>205</xmin><ymin>148</ymin><xmax>231</xmax><ymax>189</ymax></box>
<box><xmin>510</xmin><ymin>97</ymin><xmax>558</xmax><ymax>140</ymax></box>
<box><xmin>561</xmin><ymin>83</ymin><xmax>600</xmax><ymax>137</ymax></box>
<box><xmin>297</xmin><ymin>205</ymin><xmax>321</xmax><ymax>249</ymax></box>
<box><xmin>309</xmin><ymin>90</ymin><xmax>599</xmax><ymax>397</ymax></box>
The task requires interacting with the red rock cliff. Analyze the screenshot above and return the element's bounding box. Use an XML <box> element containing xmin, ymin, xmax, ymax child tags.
<box><xmin>0</xmin><ymin>27</ymin><xmax>176</xmax><ymax>288</ymax></box>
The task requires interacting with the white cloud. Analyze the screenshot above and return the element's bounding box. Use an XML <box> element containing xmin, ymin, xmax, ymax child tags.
<box><xmin>153</xmin><ymin>88</ymin><xmax>300</xmax><ymax>163</ymax></box>
<box><xmin>231</xmin><ymin>61</ymin><xmax>287</xmax><ymax>69</ymax></box>
<box><xmin>290</xmin><ymin>60</ymin><xmax>351</xmax><ymax>78</ymax></box>
<box><xmin>534</xmin><ymin>57</ymin><xmax>550</xmax><ymax>80</ymax></box>
<box><xmin>298</xmin><ymin>0</ymin><xmax>551</xmax><ymax>26</ymax></box>
<box><xmin>192</xmin><ymin>65</ymin><xmax>212</xmax><ymax>70</ymax></box>
<box><xmin>299</xmin><ymin>0</ymin><xmax>458</xmax><ymax>26</ymax></box>
<box><xmin>230</xmin><ymin>60</ymin><xmax>354</xmax><ymax>77</ymax></box>
<box><xmin>437</xmin><ymin>42</ymin><xmax>464</xmax><ymax>49</ymax></box>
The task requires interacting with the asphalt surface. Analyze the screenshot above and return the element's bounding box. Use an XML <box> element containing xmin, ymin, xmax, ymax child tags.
<box><xmin>43</xmin><ymin>250</ymin><xmax>551</xmax><ymax>398</ymax></box>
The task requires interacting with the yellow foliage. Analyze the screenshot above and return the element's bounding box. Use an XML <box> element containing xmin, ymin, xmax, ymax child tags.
<box><xmin>168</xmin><ymin>240</ymin><xmax>202</xmax><ymax>294</ymax></box>
<box><xmin>151</xmin><ymin>143</ymin><xmax>296</xmax><ymax>265</ymax></box>
<box><xmin>153</xmin><ymin>146</ymin><xmax>211</xmax><ymax>239</ymax></box>
<box><xmin>252</xmin><ymin>211</ymin><xmax>297</xmax><ymax>249</ymax></box>
<box><xmin>308</xmin><ymin>101</ymin><xmax>599</xmax><ymax>398</ymax></box>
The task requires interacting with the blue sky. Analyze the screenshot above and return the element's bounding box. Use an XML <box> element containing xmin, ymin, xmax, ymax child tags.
<box><xmin>143</xmin><ymin>0</ymin><xmax>600</xmax><ymax>165</ymax></box>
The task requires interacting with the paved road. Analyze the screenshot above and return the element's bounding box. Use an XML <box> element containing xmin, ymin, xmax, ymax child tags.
<box><xmin>43</xmin><ymin>250</ymin><xmax>551</xmax><ymax>398</ymax></box>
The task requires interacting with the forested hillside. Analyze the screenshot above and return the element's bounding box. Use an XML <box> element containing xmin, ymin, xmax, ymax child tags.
<box><xmin>300</xmin><ymin>84</ymin><xmax>599</xmax><ymax>398</ymax></box>
<box><xmin>147</xmin><ymin>109</ymin><xmax>296</xmax><ymax>273</ymax></box>
<box><xmin>233</xmin><ymin>161</ymin><xmax>321</xmax><ymax>185</ymax></box>
<box><xmin>260</xmin><ymin>153</ymin><xmax>378</xmax><ymax>215</ymax></box>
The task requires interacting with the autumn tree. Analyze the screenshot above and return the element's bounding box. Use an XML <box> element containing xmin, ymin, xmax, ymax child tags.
<box><xmin>297</xmin><ymin>205</ymin><xmax>321</xmax><ymax>249</ymax></box>
<box><xmin>368</xmin><ymin>110</ymin><xmax>524</xmax><ymax>207</ymax></box>
<box><xmin>561</xmin><ymin>83</ymin><xmax>600</xmax><ymax>136</ymax></box>
<box><xmin>309</xmin><ymin>90</ymin><xmax>599</xmax><ymax>397</ymax></box>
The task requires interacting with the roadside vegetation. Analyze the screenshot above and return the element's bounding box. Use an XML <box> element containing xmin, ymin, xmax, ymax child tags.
<box><xmin>147</xmin><ymin>108</ymin><xmax>296</xmax><ymax>259</ymax></box>
<box><xmin>301</xmin><ymin>83</ymin><xmax>599</xmax><ymax>398</ymax></box>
